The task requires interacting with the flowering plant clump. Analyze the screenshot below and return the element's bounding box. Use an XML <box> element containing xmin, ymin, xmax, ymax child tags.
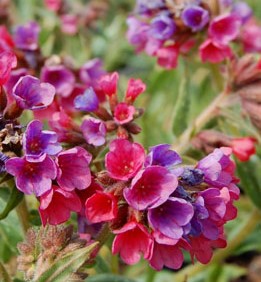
<box><xmin>127</xmin><ymin>0</ymin><xmax>261</xmax><ymax>68</ymax></box>
<box><xmin>1</xmin><ymin>1</ymin><xmax>261</xmax><ymax>282</ymax></box>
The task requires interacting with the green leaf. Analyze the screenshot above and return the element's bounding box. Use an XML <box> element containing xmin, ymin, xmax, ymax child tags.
<box><xmin>172</xmin><ymin>74</ymin><xmax>190</xmax><ymax>136</ymax></box>
<box><xmin>0</xmin><ymin>261</ymin><xmax>12</xmax><ymax>282</ymax></box>
<box><xmin>236</xmin><ymin>157</ymin><xmax>261</xmax><ymax>209</ymax></box>
<box><xmin>35</xmin><ymin>242</ymin><xmax>98</xmax><ymax>282</ymax></box>
<box><xmin>86</xmin><ymin>274</ymin><xmax>136</xmax><ymax>282</ymax></box>
<box><xmin>0</xmin><ymin>187</ymin><xmax>24</xmax><ymax>220</ymax></box>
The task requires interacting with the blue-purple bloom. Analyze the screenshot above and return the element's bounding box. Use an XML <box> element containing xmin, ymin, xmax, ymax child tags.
<box><xmin>74</xmin><ymin>87</ymin><xmax>99</xmax><ymax>112</ymax></box>
<box><xmin>23</xmin><ymin>120</ymin><xmax>62</xmax><ymax>162</ymax></box>
<box><xmin>232</xmin><ymin>2</ymin><xmax>252</xmax><ymax>23</ymax></box>
<box><xmin>135</xmin><ymin>0</ymin><xmax>165</xmax><ymax>14</ymax></box>
<box><xmin>14</xmin><ymin>21</ymin><xmax>40</xmax><ymax>51</ymax></box>
<box><xmin>40</xmin><ymin>65</ymin><xmax>75</xmax><ymax>97</ymax></box>
<box><xmin>13</xmin><ymin>75</ymin><xmax>56</xmax><ymax>110</ymax></box>
<box><xmin>181</xmin><ymin>168</ymin><xmax>204</xmax><ymax>186</ymax></box>
<box><xmin>81</xmin><ymin>117</ymin><xmax>106</xmax><ymax>146</ymax></box>
<box><xmin>150</xmin><ymin>13</ymin><xmax>176</xmax><ymax>40</ymax></box>
<box><xmin>79</xmin><ymin>59</ymin><xmax>106</xmax><ymax>86</ymax></box>
<box><xmin>148</xmin><ymin>197</ymin><xmax>194</xmax><ymax>240</ymax></box>
<box><xmin>181</xmin><ymin>5</ymin><xmax>209</xmax><ymax>32</ymax></box>
<box><xmin>145</xmin><ymin>144</ymin><xmax>182</xmax><ymax>168</ymax></box>
<box><xmin>0</xmin><ymin>152</ymin><xmax>9</xmax><ymax>173</ymax></box>
<box><xmin>5</xmin><ymin>155</ymin><xmax>57</xmax><ymax>196</ymax></box>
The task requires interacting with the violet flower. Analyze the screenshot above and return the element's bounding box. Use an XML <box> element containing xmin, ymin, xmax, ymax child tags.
<box><xmin>181</xmin><ymin>5</ymin><xmax>209</xmax><ymax>32</ymax></box>
<box><xmin>81</xmin><ymin>117</ymin><xmax>106</xmax><ymax>146</ymax></box>
<box><xmin>40</xmin><ymin>65</ymin><xmax>75</xmax><ymax>97</ymax></box>
<box><xmin>150</xmin><ymin>13</ymin><xmax>176</xmax><ymax>40</ymax></box>
<box><xmin>12</xmin><ymin>75</ymin><xmax>56</xmax><ymax>110</ymax></box>
<box><xmin>148</xmin><ymin>197</ymin><xmax>194</xmax><ymax>240</ymax></box>
<box><xmin>5</xmin><ymin>155</ymin><xmax>57</xmax><ymax>196</ymax></box>
<box><xmin>14</xmin><ymin>22</ymin><xmax>40</xmax><ymax>51</ymax></box>
<box><xmin>232</xmin><ymin>2</ymin><xmax>252</xmax><ymax>23</ymax></box>
<box><xmin>74</xmin><ymin>87</ymin><xmax>99</xmax><ymax>112</ymax></box>
<box><xmin>23</xmin><ymin>120</ymin><xmax>62</xmax><ymax>162</ymax></box>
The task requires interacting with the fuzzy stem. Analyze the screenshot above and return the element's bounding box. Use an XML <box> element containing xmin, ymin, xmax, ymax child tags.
<box><xmin>96</xmin><ymin>223</ymin><xmax>111</xmax><ymax>246</ymax></box>
<box><xmin>16</xmin><ymin>198</ymin><xmax>30</xmax><ymax>235</ymax></box>
<box><xmin>173</xmin><ymin>208</ymin><xmax>261</xmax><ymax>282</ymax></box>
<box><xmin>171</xmin><ymin>91</ymin><xmax>228</xmax><ymax>154</ymax></box>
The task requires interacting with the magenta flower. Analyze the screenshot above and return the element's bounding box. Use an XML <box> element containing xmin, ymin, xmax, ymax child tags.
<box><xmin>4</xmin><ymin>68</ymin><xmax>28</xmax><ymax>98</ymax></box>
<box><xmin>112</xmin><ymin>221</ymin><xmax>154</xmax><ymax>265</ymax></box>
<box><xmin>5</xmin><ymin>155</ymin><xmax>57</xmax><ymax>196</ymax></box>
<box><xmin>44</xmin><ymin>0</ymin><xmax>62</xmax><ymax>12</ymax></box>
<box><xmin>99</xmin><ymin>72</ymin><xmax>119</xmax><ymax>97</ymax></box>
<box><xmin>208</xmin><ymin>14</ymin><xmax>241</xmax><ymax>45</ymax></box>
<box><xmin>156</xmin><ymin>44</ymin><xmax>179</xmax><ymax>69</ymax></box>
<box><xmin>12</xmin><ymin>75</ymin><xmax>56</xmax><ymax>110</ymax></box>
<box><xmin>23</xmin><ymin>120</ymin><xmax>62</xmax><ymax>162</ymax></box>
<box><xmin>150</xmin><ymin>13</ymin><xmax>176</xmax><ymax>40</ymax></box>
<box><xmin>41</xmin><ymin>65</ymin><xmax>75</xmax><ymax>97</ymax></box>
<box><xmin>181</xmin><ymin>5</ymin><xmax>209</xmax><ymax>32</ymax></box>
<box><xmin>79</xmin><ymin>58</ymin><xmax>106</xmax><ymax>86</ymax></box>
<box><xmin>39</xmin><ymin>185</ymin><xmax>81</xmax><ymax>226</ymax></box>
<box><xmin>85</xmin><ymin>191</ymin><xmax>118</xmax><ymax>223</ymax></box>
<box><xmin>125</xmin><ymin>78</ymin><xmax>146</xmax><ymax>103</ymax></box>
<box><xmin>81</xmin><ymin>117</ymin><xmax>106</xmax><ymax>146</ymax></box>
<box><xmin>241</xmin><ymin>20</ymin><xmax>261</xmax><ymax>53</ymax></box>
<box><xmin>114</xmin><ymin>102</ymin><xmax>135</xmax><ymax>125</ymax></box>
<box><xmin>74</xmin><ymin>87</ymin><xmax>99</xmax><ymax>112</ymax></box>
<box><xmin>148</xmin><ymin>197</ymin><xmax>194</xmax><ymax>240</ymax></box>
<box><xmin>105</xmin><ymin>139</ymin><xmax>145</xmax><ymax>181</ymax></box>
<box><xmin>60</xmin><ymin>14</ymin><xmax>78</xmax><ymax>35</ymax></box>
<box><xmin>149</xmin><ymin>242</ymin><xmax>184</xmax><ymax>270</ymax></box>
<box><xmin>56</xmin><ymin>146</ymin><xmax>92</xmax><ymax>191</ymax></box>
<box><xmin>0</xmin><ymin>26</ymin><xmax>15</xmax><ymax>52</ymax></box>
<box><xmin>124</xmin><ymin>166</ymin><xmax>178</xmax><ymax>210</ymax></box>
<box><xmin>14</xmin><ymin>22</ymin><xmax>40</xmax><ymax>51</ymax></box>
<box><xmin>199</xmin><ymin>39</ymin><xmax>232</xmax><ymax>63</ymax></box>
<box><xmin>0</xmin><ymin>51</ymin><xmax>17</xmax><ymax>86</ymax></box>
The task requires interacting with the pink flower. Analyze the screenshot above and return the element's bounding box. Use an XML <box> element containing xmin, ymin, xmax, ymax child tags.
<box><xmin>241</xmin><ymin>20</ymin><xmax>261</xmax><ymax>53</ymax></box>
<box><xmin>0</xmin><ymin>51</ymin><xmax>17</xmax><ymax>86</ymax></box>
<box><xmin>105</xmin><ymin>139</ymin><xmax>145</xmax><ymax>181</ymax></box>
<box><xmin>156</xmin><ymin>44</ymin><xmax>179</xmax><ymax>69</ymax></box>
<box><xmin>125</xmin><ymin>78</ymin><xmax>146</xmax><ymax>103</ymax></box>
<box><xmin>44</xmin><ymin>0</ymin><xmax>62</xmax><ymax>12</ymax></box>
<box><xmin>208</xmin><ymin>14</ymin><xmax>241</xmax><ymax>44</ymax></box>
<box><xmin>124</xmin><ymin>166</ymin><xmax>178</xmax><ymax>210</ymax></box>
<box><xmin>39</xmin><ymin>185</ymin><xmax>81</xmax><ymax>226</ymax></box>
<box><xmin>85</xmin><ymin>191</ymin><xmax>118</xmax><ymax>223</ymax></box>
<box><xmin>112</xmin><ymin>221</ymin><xmax>154</xmax><ymax>265</ymax></box>
<box><xmin>231</xmin><ymin>137</ymin><xmax>256</xmax><ymax>162</ymax></box>
<box><xmin>56</xmin><ymin>147</ymin><xmax>92</xmax><ymax>191</ymax></box>
<box><xmin>60</xmin><ymin>14</ymin><xmax>79</xmax><ymax>35</ymax></box>
<box><xmin>100</xmin><ymin>72</ymin><xmax>119</xmax><ymax>97</ymax></box>
<box><xmin>199</xmin><ymin>39</ymin><xmax>232</xmax><ymax>63</ymax></box>
<box><xmin>114</xmin><ymin>102</ymin><xmax>135</xmax><ymax>125</ymax></box>
<box><xmin>0</xmin><ymin>26</ymin><xmax>15</xmax><ymax>52</ymax></box>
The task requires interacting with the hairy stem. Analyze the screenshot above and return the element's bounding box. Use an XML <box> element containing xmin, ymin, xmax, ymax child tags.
<box><xmin>173</xmin><ymin>208</ymin><xmax>261</xmax><ymax>282</ymax></box>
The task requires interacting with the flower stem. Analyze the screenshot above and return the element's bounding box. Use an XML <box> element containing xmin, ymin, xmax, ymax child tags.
<box><xmin>16</xmin><ymin>198</ymin><xmax>30</xmax><ymax>235</ymax></box>
<box><xmin>173</xmin><ymin>208</ymin><xmax>261</xmax><ymax>282</ymax></box>
<box><xmin>0</xmin><ymin>261</ymin><xmax>12</xmax><ymax>282</ymax></box>
<box><xmin>171</xmin><ymin>91</ymin><xmax>228</xmax><ymax>154</ymax></box>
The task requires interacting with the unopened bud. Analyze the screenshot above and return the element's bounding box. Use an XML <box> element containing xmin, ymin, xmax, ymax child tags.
<box><xmin>125</xmin><ymin>122</ymin><xmax>142</xmax><ymax>135</ymax></box>
<box><xmin>242</xmin><ymin>100</ymin><xmax>261</xmax><ymax>131</ymax></box>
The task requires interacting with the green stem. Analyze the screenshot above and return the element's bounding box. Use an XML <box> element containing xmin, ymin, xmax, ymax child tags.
<box><xmin>173</xmin><ymin>208</ymin><xmax>261</xmax><ymax>282</ymax></box>
<box><xmin>16</xmin><ymin>198</ymin><xmax>30</xmax><ymax>235</ymax></box>
<box><xmin>0</xmin><ymin>261</ymin><xmax>12</xmax><ymax>282</ymax></box>
<box><xmin>171</xmin><ymin>91</ymin><xmax>228</xmax><ymax>154</ymax></box>
<box><xmin>146</xmin><ymin>266</ymin><xmax>157</xmax><ymax>282</ymax></box>
<box><xmin>111</xmin><ymin>254</ymin><xmax>119</xmax><ymax>274</ymax></box>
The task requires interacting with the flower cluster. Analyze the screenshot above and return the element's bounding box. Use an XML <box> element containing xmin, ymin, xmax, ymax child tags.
<box><xmin>83</xmin><ymin>140</ymin><xmax>239</xmax><ymax>270</ymax></box>
<box><xmin>127</xmin><ymin>0</ymin><xmax>260</xmax><ymax>68</ymax></box>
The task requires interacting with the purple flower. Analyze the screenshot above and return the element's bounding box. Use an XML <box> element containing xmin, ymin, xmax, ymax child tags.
<box><xmin>148</xmin><ymin>197</ymin><xmax>194</xmax><ymax>240</ymax></box>
<box><xmin>23</xmin><ymin>120</ymin><xmax>62</xmax><ymax>162</ymax></box>
<box><xmin>13</xmin><ymin>75</ymin><xmax>55</xmax><ymax>110</ymax></box>
<box><xmin>181</xmin><ymin>5</ymin><xmax>209</xmax><ymax>32</ymax></box>
<box><xmin>150</xmin><ymin>13</ymin><xmax>176</xmax><ymax>40</ymax></box>
<box><xmin>40</xmin><ymin>65</ymin><xmax>75</xmax><ymax>97</ymax></box>
<box><xmin>14</xmin><ymin>22</ymin><xmax>40</xmax><ymax>51</ymax></box>
<box><xmin>79</xmin><ymin>58</ymin><xmax>106</xmax><ymax>85</ymax></box>
<box><xmin>0</xmin><ymin>152</ymin><xmax>9</xmax><ymax>173</ymax></box>
<box><xmin>81</xmin><ymin>117</ymin><xmax>106</xmax><ymax>146</ymax></box>
<box><xmin>135</xmin><ymin>0</ymin><xmax>165</xmax><ymax>14</ymax></box>
<box><xmin>181</xmin><ymin>168</ymin><xmax>204</xmax><ymax>186</ymax></box>
<box><xmin>3</xmin><ymin>68</ymin><xmax>28</xmax><ymax>97</ymax></box>
<box><xmin>56</xmin><ymin>146</ymin><xmax>92</xmax><ymax>191</ymax></box>
<box><xmin>232</xmin><ymin>2</ymin><xmax>252</xmax><ymax>23</ymax></box>
<box><xmin>123</xmin><ymin>166</ymin><xmax>178</xmax><ymax>210</ymax></box>
<box><xmin>145</xmin><ymin>144</ymin><xmax>182</xmax><ymax>168</ymax></box>
<box><xmin>74</xmin><ymin>87</ymin><xmax>99</xmax><ymax>112</ymax></box>
<box><xmin>5</xmin><ymin>155</ymin><xmax>57</xmax><ymax>196</ymax></box>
